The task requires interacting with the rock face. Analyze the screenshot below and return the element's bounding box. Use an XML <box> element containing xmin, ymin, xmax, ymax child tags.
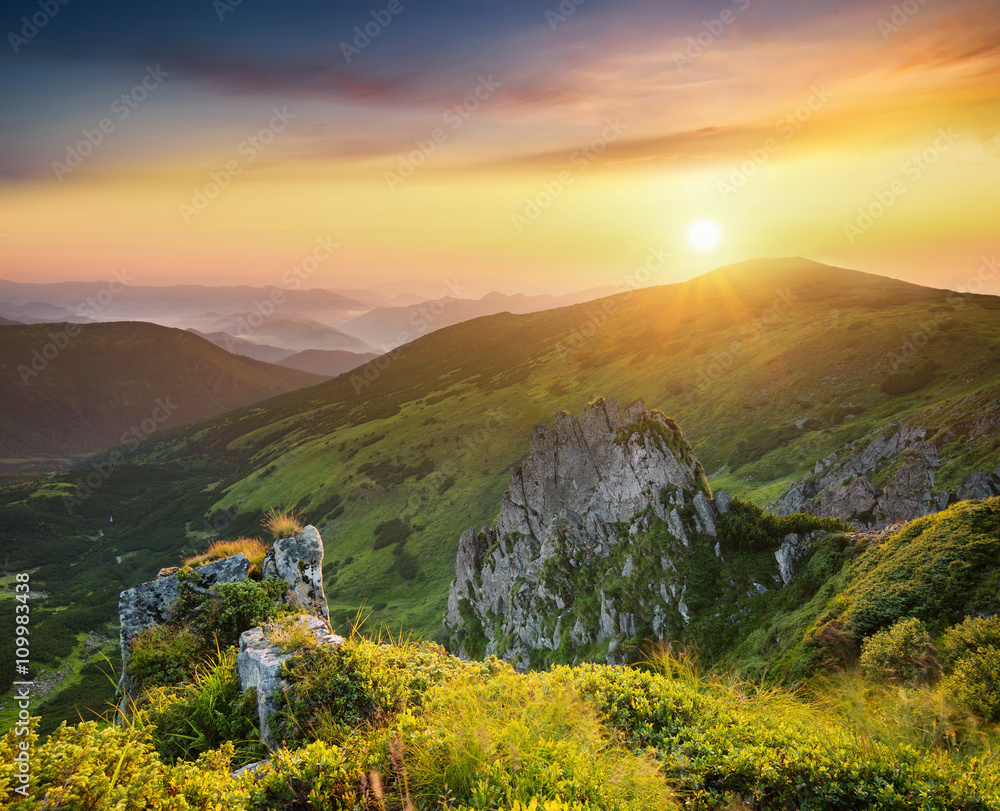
<box><xmin>117</xmin><ymin>553</ymin><xmax>252</xmax><ymax>702</ymax></box>
<box><xmin>445</xmin><ymin>399</ymin><xmax>751</xmax><ymax>667</ymax></box>
<box><xmin>774</xmin><ymin>424</ymin><xmax>1000</xmax><ymax>529</ymax></box>
<box><xmin>117</xmin><ymin>525</ymin><xmax>330</xmax><ymax>709</ymax></box>
<box><xmin>237</xmin><ymin>615</ymin><xmax>342</xmax><ymax>750</ymax></box>
<box><xmin>262</xmin><ymin>526</ymin><xmax>329</xmax><ymax>621</ymax></box>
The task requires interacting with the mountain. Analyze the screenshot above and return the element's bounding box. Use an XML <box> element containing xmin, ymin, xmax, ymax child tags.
<box><xmin>0</xmin><ymin>321</ymin><xmax>324</xmax><ymax>469</ymax></box>
<box><xmin>444</xmin><ymin>399</ymin><xmax>999</xmax><ymax>678</ymax></box>
<box><xmin>187</xmin><ymin>329</ymin><xmax>295</xmax><ymax>364</ymax></box>
<box><xmin>276</xmin><ymin>349</ymin><xmax>378</xmax><ymax>377</ymax></box>
<box><xmin>6</xmin><ymin>257</ymin><xmax>1000</xmax><ymax>734</ymax></box>
<box><xmin>182</xmin><ymin>310</ymin><xmax>375</xmax><ymax>354</ymax></box>
<box><xmin>0</xmin><ymin>301</ymin><xmax>94</xmax><ymax>324</ymax></box>
<box><xmin>339</xmin><ymin>288</ymin><xmax>613</xmax><ymax>349</ymax></box>
<box><xmin>96</xmin><ymin>257</ymin><xmax>998</xmax><ymax>637</ymax></box>
<box><xmin>0</xmin><ymin>279</ymin><xmax>367</xmax><ymax>326</ymax></box>
<box><xmin>0</xmin><ymin>314</ymin><xmax>21</xmax><ymax>326</ymax></box>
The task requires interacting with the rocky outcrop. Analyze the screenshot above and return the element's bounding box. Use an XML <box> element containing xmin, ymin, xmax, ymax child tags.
<box><xmin>445</xmin><ymin>399</ymin><xmax>741</xmax><ymax>667</ymax></box>
<box><xmin>118</xmin><ymin>553</ymin><xmax>252</xmax><ymax>703</ymax></box>
<box><xmin>262</xmin><ymin>526</ymin><xmax>328</xmax><ymax>621</ymax></box>
<box><xmin>773</xmin><ymin>425</ymin><xmax>999</xmax><ymax>529</ymax></box>
<box><xmin>117</xmin><ymin>525</ymin><xmax>330</xmax><ymax>710</ymax></box>
<box><xmin>237</xmin><ymin>616</ymin><xmax>342</xmax><ymax>750</ymax></box>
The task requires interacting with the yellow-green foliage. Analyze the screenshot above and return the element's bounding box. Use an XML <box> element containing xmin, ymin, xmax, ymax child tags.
<box><xmin>8</xmin><ymin>636</ymin><xmax>1000</xmax><ymax>810</ymax></box>
<box><xmin>262</xmin><ymin>507</ymin><xmax>303</xmax><ymax>540</ymax></box>
<box><xmin>137</xmin><ymin>646</ymin><xmax>266</xmax><ymax>766</ymax></box>
<box><xmin>859</xmin><ymin>617</ymin><xmax>941</xmax><ymax>685</ymax></box>
<box><xmin>400</xmin><ymin>669</ymin><xmax>673</xmax><ymax>811</ymax></box>
<box><xmin>264</xmin><ymin>615</ymin><xmax>323</xmax><ymax>654</ymax></box>
<box><xmin>184</xmin><ymin>538</ymin><xmax>269</xmax><ymax>571</ymax></box>
<box><xmin>842</xmin><ymin>498</ymin><xmax>1000</xmax><ymax>640</ymax></box>
<box><xmin>0</xmin><ymin>720</ymin><xmax>248</xmax><ymax>809</ymax></box>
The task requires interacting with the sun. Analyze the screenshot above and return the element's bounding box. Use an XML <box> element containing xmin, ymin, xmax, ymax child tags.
<box><xmin>688</xmin><ymin>220</ymin><xmax>721</xmax><ymax>251</ymax></box>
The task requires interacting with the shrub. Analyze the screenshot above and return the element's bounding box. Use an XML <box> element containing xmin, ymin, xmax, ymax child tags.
<box><xmin>183</xmin><ymin>538</ymin><xmax>269</xmax><ymax>572</ymax></box>
<box><xmin>126</xmin><ymin>624</ymin><xmax>202</xmax><ymax>692</ymax></box>
<box><xmin>139</xmin><ymin>646</ymin><xmax>265</xmax><ymax>766</ymax></box>
<box><xmin>0</xmin><ymin>720</ymin><xmax>246</xmax><ymax>809</ymax></box>
<box><xmin>262</xmin><ymin>507</ymin><xmax>303</xmax><ymax>540</ymax></box>
<box><xmin>942</xmin><ymin>646</ymin><xmax>1000</xmax><ymax>722</ymax></box>
<box><xmin>939</xmin><ymin>615</ymin><xmax>1000</xmax><ymax>666</ymax></box>
<box><xmin>197</xmin><ymin>577</ymin><xmax>290</xmax><ymax>649</ymax></box>
<box><xmin>859</xmin><ymin>617</ymin><xmax>941</xmax><ymax>685</ymax></box>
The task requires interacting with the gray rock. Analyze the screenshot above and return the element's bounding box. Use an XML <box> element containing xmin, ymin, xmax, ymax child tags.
<box><xmin>117</xmin><ymin>553</ymin><xmax>251</xmax><ymax>705</ymax></box>
<box><xmin>262</xmin><ymin>526</ymin><xmax>328</xmax><ymax>621</ymax></box>
<box><xmin>714</xmin><ymin>491</ymin><xmax>733</xmax><ymax>515</ymax></box>
<box><xmin>237</xmin><ymin>615</ymin><xmax>342</xmax><ymax>750</ymax></box>
<box><xmin>693</xmin><ymin>492</ymin><xmax>717</xmax><ymax>537</ymax></box>
<box><xmin>444</xmin><ymin>398</ymin><xmax>710</xmax><ymax>664</ymax></box>
<box><xmin>955</xmin><ymin>469</ymin><xmax>1000</xmax><ymax>502</ymax></box>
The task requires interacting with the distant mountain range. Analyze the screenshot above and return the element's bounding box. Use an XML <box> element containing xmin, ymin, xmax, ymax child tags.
<box><xmin>0</xmin><ymin>321</ymin><xmax>323</xmax><ymax>470</ymax></box>
<box><xmin>341</xmin><ymin>288</ymin><xmax>614</xmax><ymax>349</ymax></box>
<box><xmin>277</xmin><ymin>349</ymin><xmax>379</xmax><ymax>377</ymax></box>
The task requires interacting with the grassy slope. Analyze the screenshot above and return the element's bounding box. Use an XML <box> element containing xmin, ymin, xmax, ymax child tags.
<box><xmin>129</xmin><ymin>259</ymin><xmax>1000</xmax><ymax>638</ymax></box>
<box><xmin>0</xmin><ymin>321</ymin><xmax>323</xmax><ymax>468</ymax></box>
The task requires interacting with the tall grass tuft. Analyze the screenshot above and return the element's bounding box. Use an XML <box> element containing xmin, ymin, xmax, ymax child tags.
<box><xmin>262</xmin><ymin>507</ymin><xmax>303</xmax><ymax>540</ymax></box>
<box><xmin>403</xmin><ymin>669</ymin><xmax>676</xmax><ymax>811</ymax></box>
<box><xmin>183</xmin><ymin>537</ymin><xmax>269</xmax><ymax>571</ymax></box>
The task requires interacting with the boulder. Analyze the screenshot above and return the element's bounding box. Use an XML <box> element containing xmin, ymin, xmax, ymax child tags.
<box><xmin>262</xmin><ymin>526</ymin><xmax>329</xmax><ymax>621</ymax></box>
<box><xmin>237</xmin><ymin>615</ymin><xmax>343</xmax><ymax>750</ymax></box>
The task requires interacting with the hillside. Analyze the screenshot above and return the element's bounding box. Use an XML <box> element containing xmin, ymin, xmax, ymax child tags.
<box><xmin>114</xmin><ymin>258</ymin><xmax>1000</xmax><ymax>636</ymax></box>
<box><xmin>5</xmin><ymin>258</ymin><xmax>1000</xmax><ymax>723</ymax></box>
<box><xmin>0</xmin><ymin>322</ymin><xmax>324</xmax><ymax>469</ymax></box>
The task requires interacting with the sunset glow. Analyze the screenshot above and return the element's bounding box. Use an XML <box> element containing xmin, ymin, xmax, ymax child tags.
<box><xmin>0</xmin><ymin>0</ymin><xmax>998</xmax><ymax>295</ymax></box>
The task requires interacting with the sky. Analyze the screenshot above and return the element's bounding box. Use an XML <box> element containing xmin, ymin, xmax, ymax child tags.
<box><xmin>0</xmin><ymin>0</ymin><xmax>998</xmax><ymax>297</ymax></box>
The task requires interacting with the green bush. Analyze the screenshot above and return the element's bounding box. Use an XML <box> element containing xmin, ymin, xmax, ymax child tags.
<box><xmin>126</xmin><ymin>624</ymin><xmax>202</xmax><ymax>692</ymax></box>
<box><xmin>942</xmin><ymin>646</ymin><xmax>1000</xmax><ymax>722</ymax></box>
<box><xmin>939</xmin><ymin>615</ymin><xmax>1000</xmax><ymax>666</ymax></box>
<box><xmin>717</xmin><ymin>496</ymin><xmax>848</xmax><ymax>551</ymax></box>
<box><xmin>196</xmin><ymin>577</ymin><xmax>290</xmax><ymax>649</ymax></box>
<box><xmin>859</xmin><ymin>617</ymin><xmax>941</xmax><ymax>685</ymax></box>
<box><xmin>139</xmin><ymin>646</ymin><xmax>265</xmax><ymax>766</ymax></box>
<box><xmin>0</xmin><ymin>720</ymin><xmax>246</xmax><ymax>809</ymax></box>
